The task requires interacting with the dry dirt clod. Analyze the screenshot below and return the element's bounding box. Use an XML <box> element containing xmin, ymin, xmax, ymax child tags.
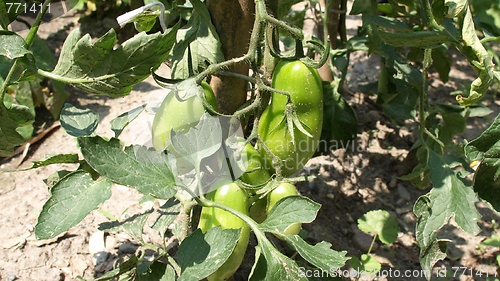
<box><xmin>6</xmin><ymin>273</ymin><xmax>17</xmax><ymax>281</ymax></box>
<box><xmin>89</xmin><ymin>231</ymin><xmax>109</xmax><ymax>266</ymax></box>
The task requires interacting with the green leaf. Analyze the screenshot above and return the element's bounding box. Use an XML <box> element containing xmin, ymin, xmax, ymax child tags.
<box><xmin>110</xmin><ymin>104</ymin><xmax>146</xmax><ymax>138</ymax></box>
<box><xmin>474</xmin><ymin>159</ymin><xmax>500</xmax><ymax>212</ymax></box>
<box><xmin>12</xmin><ymin>80</ymin><xmax>37</xmax><ymax>117</ymax></box>
<box><xmin>260</xmin><ymin>196</ymin><xmax>320</xmax><ymax>234</ymax></box>
<box><xmin>170</xmin><ymin>113</ymin><xmax>222</xmax><ymax>169</ymax></box>
<box><xmin>439</xmin><ymin>111</ymin><xmax>466</xmax><ymax>145</ymax></box>
<box><xmin>78</xmin><ymin>136</ymin><xmax>177</xmax><ymax>199</ymax></box>
<box><xmin>431</xmin><ymin>0</ymin><xmax>446</xmax><ymax>23</ymax></box>
<box><xmin>378</xmin><ymin>30</ymin><xmax>454</xmax><ymax>48</ymax></box>
<box><xmin>471</xmin><ymin>0</ymin><xmax>500</xmax><ymax>37</ymax></box>
<box><xmin>283</xmin><ymin>235</ymin><xmax>348</xmax><ymax>272</ymax></box>
<box><xmin>0</xmin><ymin>2</ymin><xmax>10</xmax><ymax>29</ymax></box>
<box><xmin>424</xmin><ymin>150</ymin><xmax>482</xmax><ymax>243</ymax></box>
<box><xmin>0</xmin><ymin>31</ymin><xmax>31</xmax><ymax>60</ymax></box>
<box><xmin>319</xmin><ymin>81</ymin><xmax>358</xmax><ymax>153</ymax></box>
<box><xmin>35</xmin><ymin>171</ymin><xmax>112</xmax><ymax>239</ymax></box>
<box><xmin>40</xmin><ymin>79</ymin><xmax>70</xmax><ymax>119</ymax></box>
<box><xmin>413</xmin><ymin>196</ymin><xmax>448</xmax><ymax>276</ymax></box>
<box><xmin>150</xmin><ymin>199</ymin><xmax>181</xmax><ymax>239</ymax></box>
<box><xmin>444</xmin><ymin>0</ymin><xmax>467</xmax><ymax>17</ymax></box>
<box><xmin>44</xmin><ymin>170</ymin><xmax>73</xmax><ymax>188</ymax></box>
<box><xmin>481</xmin><ymin>235</ymin><xmax>500</xmax><ymax>247</ymax></box>
<box><xmin>456</xmin><ymin>7</ymin><xmax>495</xmax><ymax>106</ymax></box>
<box><xmin>177</xmin><ymin>227</ymin><xmax>240</xmax><ymax>281</ymax></box>
<box><xmin>465</xmin><ymin>114</ymin><xmax>500</xmax><ymax>161</ymax></box>
<box><xmin>467</xmin><ymin>105</ymin><xmax>493</xmax><ymax>118</ymax></box>
<box><xmin>133</xmin><ymin>11</ymin><xmax>161</xmax><ymax>33</ymax></box>
<box><xmin>171</xmin><ymin>0</ymin><xmax>224</xmax><ymax>79</ymax></box>
<box><xmin>250</xmin><ymin>238</ymin><xmax>308</xmax><ymax>281</ymax></box>
<box><xmin>278</xmin><ymin>0</ymin><xmax>303</xmax><ymax>19</ymax></box>
<box><xmin>348</xmin><ymin>254</ymin><xmax>381</xmax><ymax>275</ymax></box>
<box><xmin>31</xmin><ymin>35</ymin><xmax>58</xmax><ymax>71</ymax></box>
<box><xmin>42</xmin><ymin>28</ymin><xmax>176</xmax><ymax>97</ymax></box>
<box><xmin>399</xmin><ymin>144</ymin><xmax>432</xmax><ymax>187</ymax></box>
<box><xmin>431</xmin><ymin>46</ymin><xmax>451</xmax><ymax>82</ymax></box>
<box><xmin>0</xmin><ymin>103</ymin><xmax>34</xmax><ymax>156</ymax></box>
<box><xmin>0</xmin><ymin>0</ymin><xmax>25</xmax><ymax>29</ymax></box>
<box><xmin>94</xmin><ymin>255</ymin><xmax>139</xmax><ymax>281</ymax></box>
<box><xmin>69</xmin><ymin>0</ymin><xmax>85</xmax><ymax>10</ymax></box>
<box><xmin>365</xmin><ymin>15</ymin><xmax>411</xmax><ymax>31</ymax></box>
<box><xmin>60</xmin><ymin>103</ymin><xmax>99</xmax><ymax>137</ymax></box>
<box><xmin>24</xmin><ymin>153</ymin><xmax>80</xmax><ymax>170</ymax></box>
<box><xmin>350</xmin><ymin>0</ymin><xmax>372</xmax><ymax>15</ymax></box>
<box><xmin>465</xmin><ymin>114</ymin><xmax>500</xmax><ymax>211</ymax></box>
<box><xmin>0</xmin><ymin>52</ymin><xmax>36</xmax><ymax>85</ymax></box>
<box><xmin>378</xmin><ymin>59</ymin><xmax>420</xmax><ymax>125</ymax></box>
<box><xmin>137</xmin><ymin>261</ymin><xmax>176</xmax><ymax>281</ymax></box>
<box><xmin>99</xmin><ymin>210</ymin><xmax>153</xmax><ymax>241</ymax></box>
<box><xmin>4</xmin><ymin>82</ymin><xmax>36</xmax><ymax>140</ymax></box>
<box><xmin>357</xmin><ymin>210</ymin><xmax>399</xmax><ymax>244</ymax></box>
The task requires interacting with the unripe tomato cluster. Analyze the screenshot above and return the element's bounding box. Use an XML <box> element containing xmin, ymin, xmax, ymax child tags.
<box><xmin>151</xmin><ymin>60</ymin><xmax>323</xmax><ymax>280</ymax></box>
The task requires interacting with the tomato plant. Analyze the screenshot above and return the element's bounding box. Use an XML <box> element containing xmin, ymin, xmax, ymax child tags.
<box><xmin>2</xmin><ymin>0</ymin><xmax>500</xmax><ymax>280</ymax></box>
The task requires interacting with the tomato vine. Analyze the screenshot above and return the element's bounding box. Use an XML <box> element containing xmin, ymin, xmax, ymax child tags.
<box><xmin>1</xmin><ymin>0</ymin><xmax>499</xmax><ymax>280</ymax></box>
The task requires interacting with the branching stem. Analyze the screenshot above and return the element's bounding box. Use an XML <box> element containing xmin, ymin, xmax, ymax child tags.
<box><xmin>194</xmin><ymin>0</ymin><xmax>305</xmax><ymax>83</ymax></box>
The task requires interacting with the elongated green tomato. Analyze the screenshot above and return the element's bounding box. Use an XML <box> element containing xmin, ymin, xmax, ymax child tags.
<box><xmin>197</xmin><ymin>191</ymin><xmax>216</xmax><ymax>233</ymax></box>
<box><xmin>267</xmin><ymin>182</ymin><xmax>301</xmax><ymax>235</ymax></box>
<box><xmin>258</xmin><ymin>60</ymin><xmax>323</xmax><ymax>176</ymax></box>
<box><xmin>152</xmin><ymin>82</ymin><xmax>217</xmax><ymax>151</ymax></box>
<box><xmin>249</xmin><ymin>196</ymin><xmax>267</xmax><ymax>223</ymax></box>
<box><xmin>239</xmin><ymin>143</ymin><xmax>271</xmax><ymax>187</ymax></box>
<box><xmin>197</xmin><ymin>183</ymin><xmax>250</xmax><ymax>281</ymax></box>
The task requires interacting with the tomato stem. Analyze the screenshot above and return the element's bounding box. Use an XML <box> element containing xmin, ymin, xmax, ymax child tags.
<box><xmin>418</xmin><ymin>43</ymin><xmax>445</xmax><ymax>148</ymax></box>
<box><xmin>367</xmin><ymin>233</ymin><xmax>377</xmax><ymax>254</ymax></box>
<box><xmin>419</xmin><ymin>0</ymin><xmax>458</xmax><ymax>43</ymax></box>
<box><xmin>193</xmin><ymin>0</ymin><xmax>306</xmax><ymax>82</ymax></box>
<box><xmin>200</xmin><ymin>195</ymin><xmax>265</xmax><ymax>240</ymax></box>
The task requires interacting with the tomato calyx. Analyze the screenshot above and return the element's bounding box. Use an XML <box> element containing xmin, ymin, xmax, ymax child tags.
<box><xmin>265</xmin><ymin>25</ymin><xmax>329</xmax><ymax>69</ymax></box>
<box><xmin>265</xmin><ymin>24</ymin><xmax>305</xmax><ymax>60</ymax></box>
<box><xmin>299</xmin><ymin>37</ymin><xmax>330</xmax><ymax>69</ymax></box>
<box><xmin>284</xmin><ymin>103</ymin><xmax>314</xmax><ymax>145</ymax></box>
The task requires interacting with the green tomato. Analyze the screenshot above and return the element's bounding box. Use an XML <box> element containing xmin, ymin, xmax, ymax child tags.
<box><xmin>197</xmin><ymin>191</ymin><xmax>216</xmax><ymax>233</ymax></box>
<box><xmin>151</xmin><ymin>82</ymin><xmax>217</xmax><ymax>151</ymax></box>
<box><xmin>249</xmin><ymin>196</ymin><xmax>267</xmax><ymax>224</ymax></box>
<box><xmin>239</xmin><ymin>143</ymin><xmax>271</xmax><ymax>187</ymax></box>
<box><xmin>267</xmin><ymin>182</ymin><xmax>301</xmax><ymax>235</ymax></box>
<box><xmin>197</xmin><ymin>182</ymin><xmax>250</xmax><ymax>281</ymax></box>
<box><xmin>258</xmin><ymin>60</ymin><xmax>323</xmax><ymax>176</ymax></box>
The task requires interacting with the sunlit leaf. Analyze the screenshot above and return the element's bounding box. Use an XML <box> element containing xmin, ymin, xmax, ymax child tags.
<box><xmin>35</xmin><ymin>171</ymin><xmax>112</xmax><ymax>239</ymax></box>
